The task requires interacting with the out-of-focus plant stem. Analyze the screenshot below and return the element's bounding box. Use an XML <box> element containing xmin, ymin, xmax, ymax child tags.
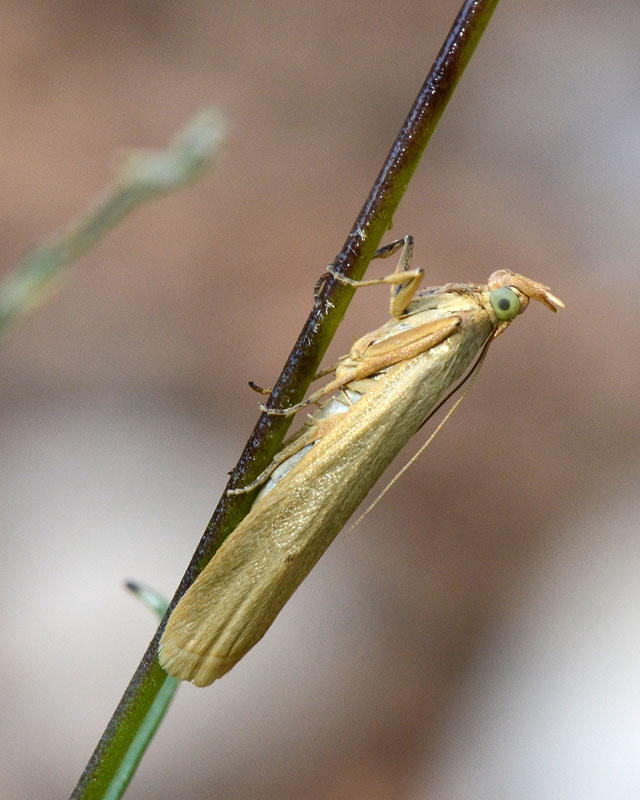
<box><xmin>0</xmin><ymin>110</ymin><xmax>226</xmax><ymax>337</ymax></box>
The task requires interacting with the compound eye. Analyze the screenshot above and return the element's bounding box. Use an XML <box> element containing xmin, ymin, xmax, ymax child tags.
<box><xmin>490</xmin><ymin>287</ymin><xmax>520</xmax><ymax>321</ymax></box>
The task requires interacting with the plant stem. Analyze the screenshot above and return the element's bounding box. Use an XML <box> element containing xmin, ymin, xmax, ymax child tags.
<box><xmin>0</xmin><ymin>110</ymin><xmax>226</xmax><ymax>338</ymax></box>
<box><xmin>100</xmin><ymin>584</ymin><xmax>179</xmax><ymax>800</ymax></box>
<box><xmin>70</xmin><ymin>2</ymin><xmax>500</xmax><ymax>798</ymax></box>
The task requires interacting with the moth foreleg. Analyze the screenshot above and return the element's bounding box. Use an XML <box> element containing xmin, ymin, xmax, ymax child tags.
<box><xmin>325</xmin><ymin>235</ymin><xmax>423</xmax><ymax>319</ymax></box>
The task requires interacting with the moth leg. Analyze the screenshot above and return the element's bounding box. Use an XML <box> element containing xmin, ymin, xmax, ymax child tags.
<box><xmin>257</xmin><ymin>357</ymin><xmax>349</xmax><ymax>417</ymax></box>
<box><xmin>343</xmin><ymin>377</ymin><xmax>378</xmax><ymax>395</ymax></box>
<box><xmin>314</xmin><ymin>236</ymin><xmax>407</xmax><ymax>305</ymax></box>
<box><xmin>249</xmin><ymin>359</ymin><xmax>342</xmax><ymax>398</ymax></box>
<box><xmin>377</xmin><ymin>235</ymin><xmax>425</xmax><ymax>318</ymax></box>
<box><xmin>227</xmin><ymin>415</ymin><xmax>339</xmax><ymax>494</ymax></box>
<box><xmin>324</xmin><ymin>235</ymin><xmax>424</xmax><ymax>319</ymax></box>
<box><xmin>338</xmin><ymin>316</ymin><xmax>461</xmax><ymax>383</ymax></box>
<box><xmin>248</xmin><ymin>380</ymin><xmax>272</xmax><ymax>395</ymax></box>
<box><xmin>262</xmin><ymin>316</ymin><xmax>459</xmax><ymax>416</ymax></box>
<box><xmin>358</xmin><ymin>318</ymin><xmax>459</xmax><ymax>359</ymax></box>
<box><xmin>312</xmin><ymin>361</ymin><xmax>342</xmax><ymax>381</ymax></box>
<box><xmin>336</xmin><ymin>387</ymin><xmax>358</xmax><ymax>406</ymax></box>
<box><xmin>370</xmin><ymin>237</ymin><xmax>408</xmax><ymax>260</ymax></box>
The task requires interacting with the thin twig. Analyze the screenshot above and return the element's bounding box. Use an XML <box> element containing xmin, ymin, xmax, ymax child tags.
<box><xmin>70</xmin><ymin>2</ymin><xmax>500</xmax><ymax>798</ymax></box>
<box><xmin>0</xmin><ymin>110</ymin><xmax>226</xmax><ymax>337</ymax></box>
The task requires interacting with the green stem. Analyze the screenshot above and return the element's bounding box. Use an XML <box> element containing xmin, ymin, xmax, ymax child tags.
<box><xmin>70</xmin><ymin>2</ymin><xmax>500</xmax><ymax>798</ymax></box>
<box><xmin>0</xmin><ymin>110</ymin><xmax>226</xmax><ymax>337</ymax></box>
<box><xmin>99</xmin><ymin>584</ymin><xmax>179</xmax><ymax>800</ymax></box>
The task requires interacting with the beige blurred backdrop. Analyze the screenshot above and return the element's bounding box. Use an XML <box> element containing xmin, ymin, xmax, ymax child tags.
<box><xmin>2</xmin><ymin>1</ymin><xmax>640</xmax><ymax>798</ymax></box>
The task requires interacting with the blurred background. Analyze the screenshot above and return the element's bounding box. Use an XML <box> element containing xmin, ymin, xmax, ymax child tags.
<box><xmin>1</xmin><ymin>1</ymin><xmax>639</xmax><ymax>798</ymax></box>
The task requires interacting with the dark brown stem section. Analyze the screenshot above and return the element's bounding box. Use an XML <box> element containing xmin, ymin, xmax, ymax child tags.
<box><xmin>71</xmin><ymin>2</ymin><xmax>499</xmax><ymax>797</ymax></box>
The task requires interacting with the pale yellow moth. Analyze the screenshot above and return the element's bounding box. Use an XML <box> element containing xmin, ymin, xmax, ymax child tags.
<box><xmin>159</xmin><ymin>236</ymin><xmax>563</xmax><ymax>686</ymax></box>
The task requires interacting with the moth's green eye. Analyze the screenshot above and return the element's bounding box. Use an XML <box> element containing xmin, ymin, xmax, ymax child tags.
<box><xmin>490</xmin><ymin>287</ymin><xmax>520</xmax><ymax>321</ymax></box>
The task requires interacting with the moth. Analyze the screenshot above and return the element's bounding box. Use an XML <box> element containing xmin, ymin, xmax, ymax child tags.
<box><xmin>159</xmin><ymin>236</ymin><xmax>563</xmax><ymax>686</ymax></box>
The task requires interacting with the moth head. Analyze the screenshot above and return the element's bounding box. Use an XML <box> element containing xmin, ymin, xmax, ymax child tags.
<box><xmin>486</xmin><ymin>269</ymin><xmax>564</xmax><ymax>337</ymax></box>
